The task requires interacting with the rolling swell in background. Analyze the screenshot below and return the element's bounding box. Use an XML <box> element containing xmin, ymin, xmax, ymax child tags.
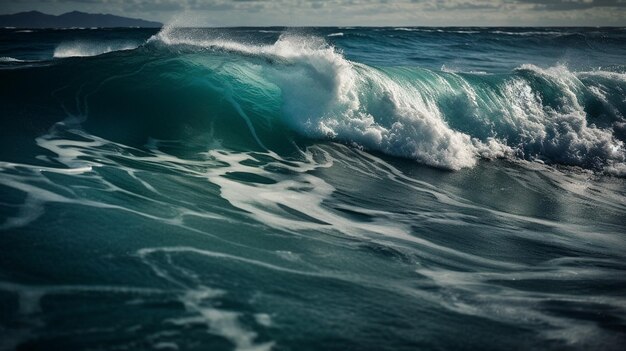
<box><xmin>1</xmin><ymin>26</ymin><xmax>626</xmax><ymax>350</ymax></box>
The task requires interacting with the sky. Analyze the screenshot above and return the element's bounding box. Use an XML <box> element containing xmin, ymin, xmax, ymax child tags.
<box><xmin>1</xmin><ymin>0</ymin><xmax>625</xmax><ymax>26</ymax></box>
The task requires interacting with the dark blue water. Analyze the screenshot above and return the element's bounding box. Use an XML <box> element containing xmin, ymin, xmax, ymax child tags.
<box><xmin>1</xmin><ymin>27</ymin><xmax>625</xmax><ymax>350</ymax></box>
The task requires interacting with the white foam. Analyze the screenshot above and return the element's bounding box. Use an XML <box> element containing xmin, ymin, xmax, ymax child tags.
<box><xmin>137</xmin><ymin>248</ymin><xmax>275</xmax><ymax>351</ymax></box>
<box><xmin>150</xmin><ymin>28</ymin><xmax>483</xmax><ymax>170</ymax></box>
<box><xmin>440</xmin><ymin>64</ymin><xmax>488</xmax><ymax>75</ymax></box>
<box><xmin>506</xmin><ymin>64</ymin><xmax>625</xmax><ymax>169</ymax></box>
<box><xmin>490</xmin><ymin>30</ymin><xmax>564</xmax><ymax>36</ymax></box>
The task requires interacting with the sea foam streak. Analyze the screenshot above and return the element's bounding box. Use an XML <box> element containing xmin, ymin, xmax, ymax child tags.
<box><xmin>3</xmin><ymin>120</ymin><xmax>625</xmax><ymax>348</ymax></box>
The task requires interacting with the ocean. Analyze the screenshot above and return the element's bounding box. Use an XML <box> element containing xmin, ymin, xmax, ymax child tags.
<box><xmin>1</xmin><ymin>26</ymin><xmax>625</xmax><ymax>350</ymax></box>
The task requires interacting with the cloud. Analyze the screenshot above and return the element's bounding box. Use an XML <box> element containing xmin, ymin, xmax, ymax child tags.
<box><xmin>0</xmin><ymin>0</ymin><xmax>625</xmax><ymax>25</ymax></box>
<box><xmin>514</xmin><ymin>0</ymin><xmax>626</xmax><ymax>11</ymax></box>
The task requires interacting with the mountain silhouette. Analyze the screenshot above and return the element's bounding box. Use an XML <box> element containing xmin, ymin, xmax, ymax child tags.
<box><xmin>0</xmin><ymin>11</ymin><xmax>162</xmax><ymax>28</ymax></box>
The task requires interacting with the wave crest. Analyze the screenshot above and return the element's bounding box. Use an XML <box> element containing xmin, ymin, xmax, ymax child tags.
<box><xmin>20</xmin><ymin>27</ymin><xmax>626</xmax><ymax>174</ymax></box>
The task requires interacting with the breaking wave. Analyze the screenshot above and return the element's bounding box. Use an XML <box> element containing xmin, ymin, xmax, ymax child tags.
<box><xmin>8</xmin><ymin>26</ymin><xmax>626</xmax><ymax>175</ymax></box>
<box><xmin>53</xmin><ymin>40</ymin><xmax>140</xmax><ymax>58</ymax></box>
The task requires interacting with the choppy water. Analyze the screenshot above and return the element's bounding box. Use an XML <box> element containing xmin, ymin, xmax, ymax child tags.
<box><xmin>1</xmin><ymin>26</ymin><xmax>625</xmax><ymax>350</ymax></box>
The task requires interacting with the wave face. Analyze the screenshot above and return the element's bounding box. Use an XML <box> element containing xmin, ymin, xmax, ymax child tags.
<box><xmin>1</xmin><ymin>27</ymin><xmax>626</xmax><ymax>351</ymax></box>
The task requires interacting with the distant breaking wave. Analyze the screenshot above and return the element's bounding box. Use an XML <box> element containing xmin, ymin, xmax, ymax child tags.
<box><xmin>53</xmin><ymin>40</ymin><xmax>140</xmax><ymax>58</ymax></box>
<box><xmin>0</xmin><ymin>56</ymin><xmax>23</xmax><ymax>62</ymax></box>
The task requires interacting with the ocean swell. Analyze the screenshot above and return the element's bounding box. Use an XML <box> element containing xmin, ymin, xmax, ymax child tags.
<box><xmin>147</xmin><ymin>27</ymin><xmax>626</xmax><ymax>174</ymax></box>
<box><xmin>5</xmin><ymin>27</ymin><xmax>626</xmax><ymax>175</ymax></box>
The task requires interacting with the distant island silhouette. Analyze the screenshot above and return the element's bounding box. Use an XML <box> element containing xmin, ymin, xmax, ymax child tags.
<box><xmin>0</xmin><ymin>11</ymin><xmax>162</xmax><ymax>28</ymax></box>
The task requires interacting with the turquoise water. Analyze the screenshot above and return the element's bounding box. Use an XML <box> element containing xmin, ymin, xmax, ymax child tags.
<box><xmin>1</xmin><ymin>27</ymin><xmax>626</xmax><ymax>350</ymax></box>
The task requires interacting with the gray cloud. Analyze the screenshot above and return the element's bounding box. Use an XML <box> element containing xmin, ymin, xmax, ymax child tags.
<box><xmin>517</xmin><ymin>0</ymin><xmax>626</xmax><ymax>11</ymax></box>
<box><xmin>0</xmin><ymin>0</ymin><xmax>625</xmax><ymax>25</ymax></box>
